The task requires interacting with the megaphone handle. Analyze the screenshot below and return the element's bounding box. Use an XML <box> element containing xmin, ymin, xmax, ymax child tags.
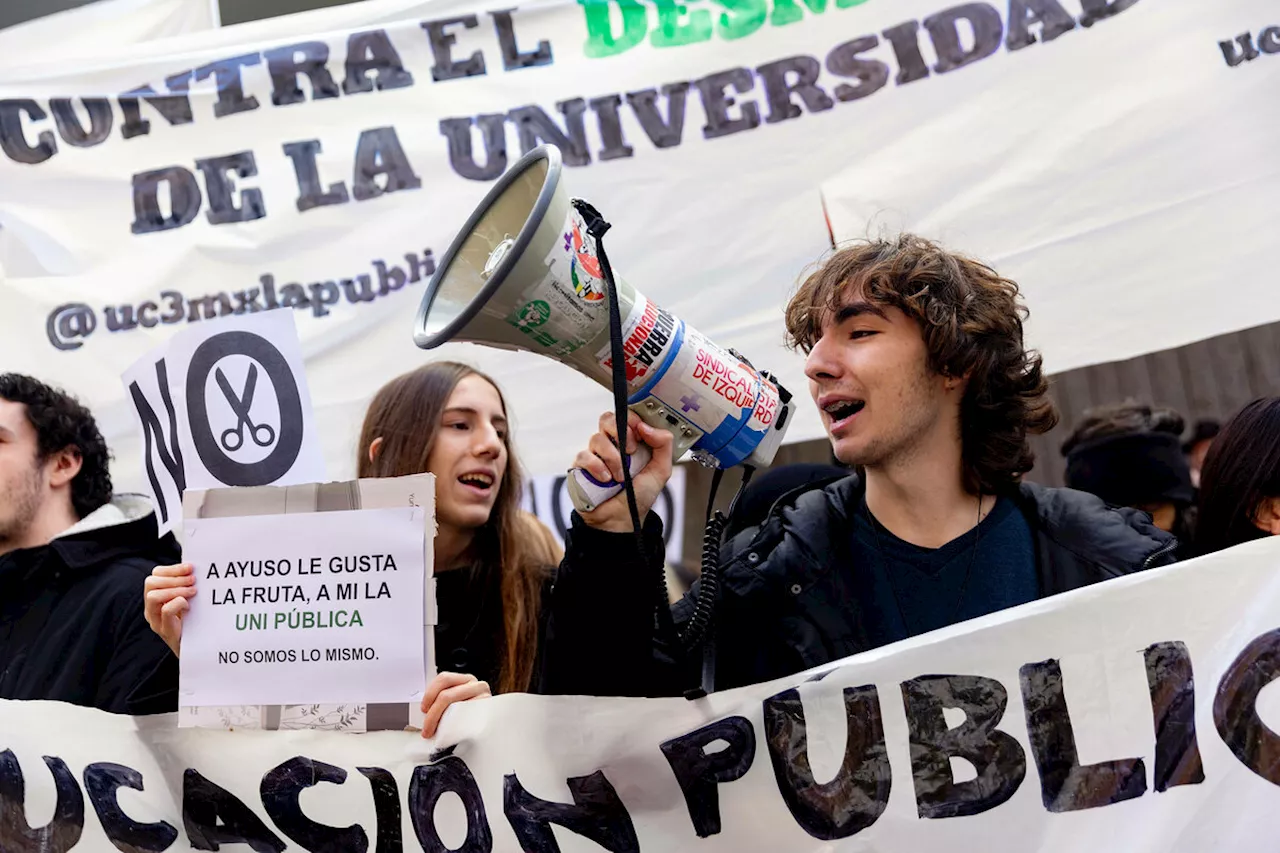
<box><xmin>567</xmin><ymin>444</ymin><xmax>654</xmax><ymax>514</ymax></box>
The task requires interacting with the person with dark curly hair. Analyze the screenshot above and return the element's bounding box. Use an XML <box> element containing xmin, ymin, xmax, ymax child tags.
<box><xmin>0</xmin><ymin>373</ymin><xmax>178</xmax><ymax>713</ymax></box>
<box><xmin>541</xmin><ymin>234</ymin><xmax>1179</xmax><ymax>696</ymax></box>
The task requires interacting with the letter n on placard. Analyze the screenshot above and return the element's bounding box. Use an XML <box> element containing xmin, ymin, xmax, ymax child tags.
<box><xmin>121</xmin><ymin>348</ymin><xmax>186</xmax><ymax>533</ymax></box>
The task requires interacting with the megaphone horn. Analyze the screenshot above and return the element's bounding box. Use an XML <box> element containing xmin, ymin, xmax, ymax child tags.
<box><xmin>414</xmin><ymin>144</ymin><xmax>795</xmax><ymax>514</ymax></box>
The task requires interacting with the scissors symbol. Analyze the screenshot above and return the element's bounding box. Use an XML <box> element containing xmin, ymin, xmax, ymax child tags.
<box><xmin>217</xmin><ymin>363</ymin><xmax>276</xmax><ymax>453</ymax></box>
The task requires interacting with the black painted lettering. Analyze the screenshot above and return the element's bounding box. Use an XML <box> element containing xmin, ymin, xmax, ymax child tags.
<box><xmin>131</xmin><ymin>166</ymin><xmax>202</xmax><ymax>234</ymax></box>
<box><xmin>84</xmin><ymin>762</ymin><xmax>178</xmax><ymax>853</ymax></box>
<box><xmin>589</xmin><ymin>95</ymin><xmax>634</xmax><ymax>161</ymax></box>
<box><xmin>659</xmin><ymin>716</ymin><xmax>756</xmax><ymax>837</ymax></box>
<box><xmin>825</xmin><ymin>36</ymin><xmax>890</xmax><ymax>102</ymax></box>
<box><xmin>1144</xmin><ymin>641</ymin><xmax>1205</xmax><ymax>792</ymax></box>
<box><xmin>283</xmin><ymin>139</ymin><xmax>350</xmax><ymax>212</ymax></box>
<box><xmin>357</xmin><ymin>768</ymin><xmax>402</xmax><ymax>853</ymax></box>
<box><xmin>508</xmin><ymin>101</ymin><xmax>591</xmax><ymax>165</ymax></box>
<box><xmin>763</xmin><ymin>685</ymin><xmax>891</xmax><ymax>839</ymax></box>
<box><xmin>504</xmin><ymin>771</ymin><xmax>639</xmax><ymax>852</ymax></box>
<box><xmin>260</xmin><ymin>757</ymin><xmax>367</xmax><ymax>853</ymax></box>
<box><xmin>1214</xmin><ymin>628</ymin><xmax>1280</xmax><ymax>785</ymax></box>
<box><xmin>491</xmin><ymin>9</ymin><xmax>553</xmax><ymax>70</ymax></box>
<box><xmin>187</xmin><ymin>293</ymin><xmax>233</xmax><ymax>322</ymax></box>
<box><xmin>900</xmin><ymin>675</ymin><xmax>1026</xmax><ymax>818</ymax></box>
<box><xmin>408</xmin><ymin>756</ymin><xmax>492</xmax><ymax>853</ymax></box>
<box><xmin>924</xmin><ymin>3</ymin><xmax>1004</xmax><ymax>73</ymax></box>
<box><xmin>439</xmin><ymin>114</ymin><xmax>508</xmax><ymax>180</ymax></box>
<box><xmin>0</xmin><ymin>99</ymin><xmax>57</xmax><ymax>164</ymax></box>
<box><xmin>881</xmin><ymin>20</ymin><xmax>930</xmax><ymax>84</ymax></box>
<box><xmin>1078</xmin><ymin>0</ymin><xmax>1140</xmax><ymax>28</ymax></box>
<box><xmin>423</xmin><ymin>16</ymin><xmax>487</xmax><ymax>81</ymax></box>
<box><xmin>626</xmin><ymin>83</ymin><xmax>690</xmax><ymax>148</ymax></box>
<box><xmin>1260</xmin><ymin>27</ymin><xmax>1280</xmax><ymax>54</ymax></box>
<box><xmin>193</xmin><ymin>53</ymin><xmax>262</xmax><ymax>118</ymax></box>
<box><xmin>49</xmin><ymin>98</ymin><xmax>112</xmax><ymax>147</ymax></box>
<box><xmin>183</xmin><ymin>769</ymin><xmax>283</xmax><ymax>853</ymax></box>
<box><xmin>1020</xmin><ymin>659</ymin><xmax>1147</xmax><ymax>811</ymax></box>
<box><xmin>265</xmin><ymin>42</ymin><xmax>341</xmax><ymax>106</ymax></box>
<box><xmin>352</xmin><ymin>127</ymin><xmax>423</xmax><ymax>201</ymax></box>
<box><xmin>1005</xmin><ymin>0</ymin><xmax>1075</xmax><ymax>50</ymax></box>
<box><xmin>755</xmin><ymin>55</ymin><xmax>833</xmax><ymax>123</ymax></box>
<box><xmin>694</xmin><ymin>68</ymin><xmax>760</xmax><ymax>139</ymax></box>
<box><xmin>1220</xmin><ymin>33</ymin><xmax>1259</xmax><ymax>67</ymax></box>
<box><xmin>194</xmin><ymin>151</ymin><xmax>266</xmax><ymax>225</ymax></box>
<box><xmin>344</xmin><ymin>29</ymin><xmax>415</xmax><ymax>94</ymax></box>
<box><xmin>119</xmin><ymin>73</ymin><xmax>194</xmax><ymax>140</ymax></box>
<box><xmin>0</xmin><ymin>750</ymin><xmax>84</xmax><ymax>853</ymax></box>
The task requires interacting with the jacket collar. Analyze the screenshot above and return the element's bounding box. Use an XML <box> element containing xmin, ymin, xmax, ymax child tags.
<box><xmin>1014</xmin><ymin>481</ymin><xmax>1177</xmax><ymax>573</ymax></box>
<box><xmin>728</xmin><ymin>474</ymin><xmax>1176</xmax><ymax>584</ymax></box>
<box><xmin>2</xmin><ymin>494</ymin><xmax>177</xmax><ymax>574</ymax></box>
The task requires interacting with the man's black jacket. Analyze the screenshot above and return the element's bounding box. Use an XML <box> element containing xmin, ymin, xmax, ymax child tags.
<box><xmin>542</xmin><ymin>475</ymin><xmax>1180</xmax><ymax>697</ymax></box>
<box><xmin>0</xmin><ymin>495</ymin><xmax>180</xmax><ymax>714</ymax></box>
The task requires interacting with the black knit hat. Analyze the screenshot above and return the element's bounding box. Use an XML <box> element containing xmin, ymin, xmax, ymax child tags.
<box><xmin>1065</xmin><ymin>431</ymin><xmax>1194</xmax><ymax>508</ymax></box>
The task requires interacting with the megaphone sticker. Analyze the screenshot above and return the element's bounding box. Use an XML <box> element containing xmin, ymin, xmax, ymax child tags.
<box><xmin>596</xmin><ymin>294</ymin><xmax>678</xmax><ymax>385</ymax></box>
<box><xmin>565</xmin><ymin>219</ymin><xmax>606</xmax><ymax>303</ymax></box>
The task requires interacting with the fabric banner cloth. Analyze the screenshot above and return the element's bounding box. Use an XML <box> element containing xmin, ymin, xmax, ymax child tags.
<box><xmin>5</xmin><ymin>537</ymin><xmax>1280</xmax><ymax>850</ymax></box>
<box><xmin>0</xmin><ymin>0</ymin><xmax>217</xmax><ymax>71</ymax></box>
<box><xmin>0</xmin><ymin>0</ymin><xmax>1274</xmax><ymax>491</ymax></box>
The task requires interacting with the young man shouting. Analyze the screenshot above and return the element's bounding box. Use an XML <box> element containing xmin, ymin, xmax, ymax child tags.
<box><xmin>543</xmin><ymin>234</ymin><xmax>1179</xmax><ymax>696</ymax></box>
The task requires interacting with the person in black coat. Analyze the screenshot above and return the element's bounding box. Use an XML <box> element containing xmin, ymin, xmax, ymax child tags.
<box><xmin>0</xmin><ymin>373</ymin><xmax>178</xmax><ymax>714</ymax></box>
<box><xmin>542</xmin><ymin>234</ymin><xmax>1179</xmax><ymax>698</ymax></box>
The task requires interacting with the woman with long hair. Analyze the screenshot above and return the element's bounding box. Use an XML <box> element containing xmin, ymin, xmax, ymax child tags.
<box><xmin>144</xmin><ymin>362</ymin><xmax>556</xmax><ymax>735</ymax></box>
<box><xmin>1195</xmin><ymin>397</ymin><xmax>1280</xmax><ymax>556</ymax></box>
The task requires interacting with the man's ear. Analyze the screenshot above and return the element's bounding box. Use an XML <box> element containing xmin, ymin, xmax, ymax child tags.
<box><xmin>368</xmin><ymin>436</ymin><xmax>384</xmax><ymax>464</ymax></box>
<box><xmin>46</xmin><ymin>447</ymin><xmax>82</xmax><ymax>489</ymax></box>
<box><xmin>1253</xmin><ymin>496</ymin><xmax>1280</xmax><ymax>536</ymax></box>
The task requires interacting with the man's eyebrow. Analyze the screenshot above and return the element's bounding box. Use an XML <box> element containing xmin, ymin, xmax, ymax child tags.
<box><xmin>833</xmin><ymin>300</ymin><xmax>888</xmax><ymax>323</ymax></box>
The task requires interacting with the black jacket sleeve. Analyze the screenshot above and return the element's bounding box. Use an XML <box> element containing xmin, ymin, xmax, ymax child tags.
<box><xmin>539</xmin><ymin>511</ymin><xmax>691</xmax><ymax>697</ymax></box>
<box><xmin>100</xmin><ymin>581</ymin><xmax>180</xmax><ymax>715</ymax></box>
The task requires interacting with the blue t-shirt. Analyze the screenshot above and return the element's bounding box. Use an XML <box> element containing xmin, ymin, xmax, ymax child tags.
<box><xmin>852</xmin><ymin>496</ymin><xmax>1038</xmax><ymax>647</ymax></box>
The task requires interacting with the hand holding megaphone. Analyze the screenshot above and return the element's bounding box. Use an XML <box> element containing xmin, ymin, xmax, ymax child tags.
<box><xmin>412</xmin><ymin>144</ymin><xmax>795</xmax><ymax>517</ymax></box>
<box><xmin>567</xmin><ymin>411</ymin><xmax>674</xmax><ymax>523</ymax></box>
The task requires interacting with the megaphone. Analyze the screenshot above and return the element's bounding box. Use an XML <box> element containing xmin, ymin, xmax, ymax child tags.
<box><xmin>413</xmin><ymin>145</ymin><xmax>795</xmax><ymax>513</ymax></box>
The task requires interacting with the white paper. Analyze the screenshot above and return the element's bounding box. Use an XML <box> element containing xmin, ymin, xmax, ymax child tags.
<box><xmin>179</xmin><ymin>506</ymin><xmax>425</xmax><ymax>708</ymax></box>
<box><xmin>120</xmin><ymin>308</ymin><xmax>328</xmax><ymax>531</ymax></box>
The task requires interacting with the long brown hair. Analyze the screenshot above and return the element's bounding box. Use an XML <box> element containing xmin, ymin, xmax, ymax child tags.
<box><xmin>784</xmin><ymin>234</ymin><xmax>1058</xmax><ymax>494</ymax></box>
<box><xmin>357</xmin><ymin>361</ymin><xmax>546</xmax><ymax>693</ymax></box>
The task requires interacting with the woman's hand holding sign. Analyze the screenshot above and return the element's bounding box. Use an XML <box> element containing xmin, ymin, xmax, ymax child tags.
<box><xmin>144</xmin><ymin>563</ymin><xmax>197</xmax><ymax>657</ymax></box>
<box><xmin>421</xmin><ymin>671</ymin><xmax>491</xmax><ymax>738</ymax></box>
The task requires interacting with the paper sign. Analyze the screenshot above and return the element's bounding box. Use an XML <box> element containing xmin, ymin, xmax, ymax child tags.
<box><xmin>179</xmin><ymin>506</ymin><xmax>425</xmax><ymax>708</ymax></box>
<box><xmin>121</xmin><ymin>308</ymin><xmax>327</xmax><ymax>532</ymax></box>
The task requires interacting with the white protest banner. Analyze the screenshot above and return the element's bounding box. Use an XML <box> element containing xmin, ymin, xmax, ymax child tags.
<box><xmin>522</xmin><ymin>463</ymin><xmax>687</xmax><ymax>565</ymax></box>
<box><xmin>7</xmin><ymin>538</ymin><xmax>1280</xmax><ymax>850</ymax></box>
<box><xmin>0</xmin><ymin>0</ymin><xmax>216</xmax><ymax>72</ymax></box>
<box><xmin>0</xmin><ymin>0</ymin><xmax>1274</xmax><ymax>495</ymax></box>
<box><xmin>180</xmin><ymin>506</ymin><xmax>426</xmax><ymax>708</ymax></box>
<box><xmin>122</xmin><ymin>308</ymin><xmax>327</xmax><ymax>530</ymax></box>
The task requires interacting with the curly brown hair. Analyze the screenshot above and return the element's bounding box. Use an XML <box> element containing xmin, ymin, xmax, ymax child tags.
<box><xmin>0</xmin><ymin>373</ymin><xmax>112</xmax><ymax>519</ymax></box>
<box><xmin>784</xmin><ymin>234</ymin><xmax>1058</xmax><ymax>494</ymax></box>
